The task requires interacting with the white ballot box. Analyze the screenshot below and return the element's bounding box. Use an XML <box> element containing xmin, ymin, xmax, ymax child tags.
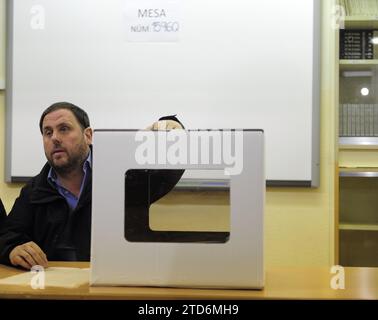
<box><xmin>90</xmin><ymin>129</ymin><xmax>265</xmax><ymax>289</ymax></box>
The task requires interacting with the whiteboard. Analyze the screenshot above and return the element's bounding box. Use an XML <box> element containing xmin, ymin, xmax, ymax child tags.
<box><xmin>6</xmin><ymin>0</ymin><xmax>320</xmax><ymax>186</ymax></box>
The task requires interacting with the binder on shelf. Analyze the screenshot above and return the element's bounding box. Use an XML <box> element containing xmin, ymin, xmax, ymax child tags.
<box><xmin>339</xmin><ymin>104</ymin><xmax>378</xmax><ymax>138</ymax></box>
<box><xmin>376</xmin><ymin>105</ymin><xmax>378</xmax><ymax>135</ymax></box>
<box><xmin>374</xmin><ymin>31</ymin><xmax>378</xmax><ymax>60</ymax></box>
<box><xmin>356</xmin><ymin>105</ymin><xmax>362</xmax><ymax>137</ymax></box>
<box><xmin>340</xmin><ymin>30</ymin><xmax>374</xmax><ymax>60</ymax></box>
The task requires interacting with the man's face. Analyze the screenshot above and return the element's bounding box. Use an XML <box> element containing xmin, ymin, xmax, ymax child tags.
<box><xmin>42</xmin><ymin>109</ymin><xmax>92</xmax><ymax>174</ymax></box>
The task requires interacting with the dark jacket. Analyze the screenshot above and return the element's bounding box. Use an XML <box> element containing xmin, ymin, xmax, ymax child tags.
<box><xmin>0</xmin><ymin>162</ymin><xmax>93</xmax><ymax>264</ymax></box>
<box><xmin>0</xmin><ymin>199</ymin><xmax>6</xmax><ymax>225</ymax></box>
<box><xmin>0</xmin><ymin>164</ymin><xmax>184</xmax><ymax>265</ymax></box>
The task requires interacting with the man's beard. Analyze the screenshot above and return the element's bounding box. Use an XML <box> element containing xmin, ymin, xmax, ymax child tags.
<box><xmin>48</xmin><ymin>145</ymin><xmax>88</xmax><ymax>176</ymax></box>
<box><xmin>49</xmin><ymin>153</ymin><xmax>83</xmax><ymax>176</ymax></box>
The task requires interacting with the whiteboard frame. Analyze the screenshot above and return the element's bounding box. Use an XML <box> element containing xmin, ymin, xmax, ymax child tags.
<box><xmin>5</xmin><ymin>0</ymin><xmax>321</xmax><ymax>187</ymax></box>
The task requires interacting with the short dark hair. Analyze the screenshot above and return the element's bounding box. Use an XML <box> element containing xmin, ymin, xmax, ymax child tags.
<box><xmin>39</xmin><ymin>102</ymin><xmax>90</xmax><ymax>134</ymax></box>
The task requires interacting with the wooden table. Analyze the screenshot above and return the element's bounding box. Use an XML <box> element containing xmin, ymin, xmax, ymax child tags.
<box><xmin>0</xmin><ymin>262</ymin><xmax>377</xmax><ymax>299</ymax></box>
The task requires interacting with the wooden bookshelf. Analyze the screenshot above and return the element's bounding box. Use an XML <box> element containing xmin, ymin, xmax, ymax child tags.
<box><xmin>338</xmin><ymin>2</ymin><xmax>378</xmax><ymax>268</ymax></box>
<box><xmin>339</xmin><ymin>223</ymin><xmax>378</xmax><ymax>231</ymax></box>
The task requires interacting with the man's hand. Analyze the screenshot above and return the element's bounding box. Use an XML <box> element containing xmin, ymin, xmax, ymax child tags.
<box><xmin>9</xmin><ymin>241</ymin><xmax>48</xmax><ymax>269</ymax></box>
<box><xmin>146</xmin><ymin>120</ymin><xmax>183</xmax><ymax>130</ymax></box>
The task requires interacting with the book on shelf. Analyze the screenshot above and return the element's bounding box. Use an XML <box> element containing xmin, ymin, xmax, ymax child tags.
<box><xmin>339</xmin><ymin>104</ymin><xmax>378</xmax><ymax>137</ymax></box>
<box><xmin>340</xmin><ymin>30</ymin><xmax>374</xmax><ymax>59</ymax></box>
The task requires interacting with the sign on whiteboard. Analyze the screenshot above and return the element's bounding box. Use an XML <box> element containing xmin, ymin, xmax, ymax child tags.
<box><xmin>123</xmin><ymin>0</ymin><xmax>181</xmax><ymax>42</ymax></box>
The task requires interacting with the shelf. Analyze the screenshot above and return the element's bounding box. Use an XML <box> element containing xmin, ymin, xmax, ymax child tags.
<box><xmin>339</xmin><ymin>223</ymin><xmax>378</xmax><ymax>231</ymax></box>
<box><xmin>339</xmin><ymin>137</ymin><xmax>378</xmax><ymax>147</ymax></box>
<box><xmin>342</xmin><ymin>16</ymin><xmax>378</xmax><ymax>29</ymax></box>
<box><xmin>339</xmin><ymin>60</ymin><xmax>378</xmax><ymax>71</ymax></box>
<box><xmin>339</xmin><ymin>168</ymin><xmax>378</xmax><ymax>177</ymax></box>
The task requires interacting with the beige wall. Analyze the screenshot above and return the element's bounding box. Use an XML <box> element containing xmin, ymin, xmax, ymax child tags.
<box><xmin>0</xmin><ymin>0</ymin><xmax>338</xmax><ymax>267</ymax></box>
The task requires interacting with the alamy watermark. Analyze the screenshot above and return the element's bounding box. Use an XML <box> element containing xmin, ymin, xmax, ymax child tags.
<box><xmin>30</xmin><ymin>265</ymin><xmax>45</xmax><ymax>289</ymax></box>
<box><xmin>331</xmin><ymin>4</ymin><xmax>346</xmax><ymax>30</ymax></box>
<box><xmin>30</xmin><ymin>5</ymin><xmax>46</xmax><ymax>30</ymax></box>
<box><xmin>330</xmin><ymin>265</ymin><xmax>345</xmax><ymax>290</ymax></box>
<box><xmin>134</xmin><ymin>130</ymin><xmax>244</xmax><ymax>175</ymax></box>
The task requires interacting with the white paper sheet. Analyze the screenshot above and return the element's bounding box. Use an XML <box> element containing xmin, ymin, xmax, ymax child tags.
<box><xmin>0</xmin><ymin>267</ymin><xmax>90</xmax><ymax>289</ymax></box>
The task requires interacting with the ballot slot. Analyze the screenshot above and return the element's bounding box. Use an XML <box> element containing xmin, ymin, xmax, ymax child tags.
<box><xmin>124</xmin><ymin>169</ymin><xmax>230</xmax><ymax>243</ymax></box>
